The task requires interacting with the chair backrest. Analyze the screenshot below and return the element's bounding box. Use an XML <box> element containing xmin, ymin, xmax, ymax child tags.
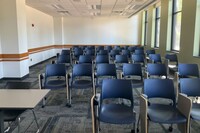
<box><xmin>132</xmin><ymin>54</ymin><xmax>145</xmax><ymax>64</ymax></box>
<box><xmin>57</xmin><ymin>54</ymin><xmax>71</xmax><ymax>64</ymax></box>
<box><xmin>96</xmin><ymin>64</ymin><xmax>117</xmax><ymax>77</ymax></box>
<box><xmin>45</xmin><ymin>64</ymin><xmax>66</xmax><ymax>78</ymax></box>
<box><xmin>74</xmin><ymin>48</ymin><xmax>83</xmax><ymax>57</ymax></box>
<box><xmin>122</xmin><ymin>50</ymin><xmax>131</xmax><ymax>57</ymax></box>
<box><xmin>96</xmin><ymin>46</ymin><xmax>104</xmax><ymax>52</ymax></box>
<box><xmin>149</xmin><ymin>54</ymin><xmax>162</xmax><ymax>63</ymax></box>
<box><xmin>147</xmin><ymin>63</ymin><xmax>167</xmax><ymax>77</ymax></box>
<box><xmin>144</xmin><ymin>79</ymin><xmax>176</xmax><ymax>105</ymax></box>
<box><xmin>105</xmin><ymin>46</ymin><xmax>112</xmax><ymax>52</ymax></box>
<box><xmin>78</xmin><ymin>55</ymin><xmax>93</xmax><ymax>64</ymax></box>
<box><xmin>61</xmin><ymin>50</ymin><xmax>70</xmax><ymax>55</ymax></box>
<box><xmin>128</xmin><ymin>46</ymin><xmax>136</xmax><ymax>53</ymax></box>
<box><xmin>146</xmin><ymin>49</ymin><xmax>155</xmax><ymax>56</ymax></box>
<box><xmin>178</xmin><ymin>64</ymin><xmax>199</xmax><ymax>78</ymax></box>
<box><xmin>110</xmin><ymin>50</ymin><xmax>120</xmax><ymax>57</ymax></box>
<box><xmin>123</xmin><ymin>63</ymin><xmax>143</xmax><ymax>77</ymax></box>
<box><xmin>85</xmin><ymin>49</ymin><xmax>95</xmax><ymax>56</ymax></box>
<box><xmin>180</xmin><ymin>78</ymin><xmax>200</xmax><ymax>97</ymax></box>
<box><xmin>165</xmin><ymin>53</ymin><xmax>178</xmax><ymax>63</ymax></box>
<box><xmin>72</xmin><ymin>64</ymin><xmax>93</xmax><ymax>77</ymax></box>
<box><xmin>101</xmin><ymin>79</ymin><xmax>133</xmax><ymax>107</ymax></box>
<box><xmin>96</xmin><ymin>55</ymin><xmax>109</xmax><ymax>64</ymax></box>
<box><xmin>98</xmin><ymin>50</ymin><xmax>108</xmax><ymax>55</ymax></box>
<box><xmin>115</xmin><ymin>55</ymin><xmax>129</xmax><ymax>63</ymax></box>
<box><xmin>135</xmin><ymin>49</ymin><xmax>144</xmax><ymax>55</ymax></box>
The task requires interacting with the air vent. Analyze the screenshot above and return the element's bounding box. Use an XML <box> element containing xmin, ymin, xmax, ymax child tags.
<box><xmin>57</xmin><ymin>11</ymin><xmax>71</xmax><ymax>15</ymax></box>
<box><xmin>51</xmin><ymin>4</ymin><xmax>65</xmax><ymax>10</ymax></box>
<box><xmin>112</xmin><ymin>11</ymin><xmax>123</xmax><ymax>14</ymax></box>
<box><xmin>88</xmin><ymin>5</ymin><xmax>101</xmax><ymax>10</ymax></box>
<box><xmin>73</xmin><ymin>0</ymin><xmax>81</xmax><ymax>2</ymax></box>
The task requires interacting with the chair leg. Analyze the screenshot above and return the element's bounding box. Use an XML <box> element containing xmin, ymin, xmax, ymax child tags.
<box><xmin>66</xmin><ymin>88</ymin><xmax>72</xmax><ymax>107</ymax></box>
<box><xmin>42</xmin><ymin>97</ymin><xmax>46</xmax><ymax>108</ymax></box>
<box><xmin>168</xmin><ymin>124</ymin><xmax>173</xmax><ymax>132</ymax></box>
<box><xmin>137</xmin><ymin>115</ymin><xmax>140</xmax><ymax>132</ymax></box>
<box><xmin>17</xmin><ymin>117</ymin><xmax>20</xmax><ymax>133</ymax></box>
<box><xmin>31</xmin><ymin>110</ymin><xmax>40</xmax><ymax>132</ymax></box>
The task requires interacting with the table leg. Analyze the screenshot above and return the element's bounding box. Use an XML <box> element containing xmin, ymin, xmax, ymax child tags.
<box><xmin>0</xmin><ymin>110</ymin><xmax>4</xmax><ymax>133</ymax></box>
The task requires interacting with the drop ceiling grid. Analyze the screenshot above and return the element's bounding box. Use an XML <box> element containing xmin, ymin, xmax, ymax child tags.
<box><xmin>26</xmin><ymin>0</ymin><xmax>160</xmax><ymax>17</ymax></box>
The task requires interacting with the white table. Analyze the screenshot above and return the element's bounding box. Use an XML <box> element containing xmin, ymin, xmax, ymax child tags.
<box><xmin>0</xmin><ymin>89</ymin><xmax>49</xmax><ymax>133</ymax></box>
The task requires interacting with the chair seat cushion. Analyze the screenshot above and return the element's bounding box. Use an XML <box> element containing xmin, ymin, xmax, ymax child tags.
<box><xmin>3</xmin><ymin>110</ymin><xmax>25</xmax><ymax>121</ymax></box>
<box><xmin>45</xmin><ymin>80</ymin><xmax>66</xmax><ymax>89</ymax></box>
<box><xmin>191</xmin><ymin>103</ymin><xmax>200</xmax><ymax>120</ymax></box>
<box><xmin>72</xmin><ymin>80</ymin><xmax>93</xmax><ymax>89</ymax></box>
<box><xmin>148</xmin><ymin>104</ymin><xmax>186</xmax><ymax>124</ymax></box>
<box><xmin>99</xmin><ymin>104</ymin><xmax>136</xmax><ymax>124</ymax></box>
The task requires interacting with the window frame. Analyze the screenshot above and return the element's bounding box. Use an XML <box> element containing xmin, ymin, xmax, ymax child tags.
<box><xmin>154</xmin><ymin>7</ymin><xmax>161</xmax><ymax>48</ymax></box>
<box><xmin>171</xmin><ymin>0</ymin><xmax>182</xmax><ymax>51</ymax></box>
<box><xmin>144</xmin><ymin>11</ymin><xmax>148</xmax><ymax>46</ymax></box>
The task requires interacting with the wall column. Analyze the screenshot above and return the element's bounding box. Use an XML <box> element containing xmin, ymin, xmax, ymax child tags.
<box><xmin>0</xmin><ymin>0</ymin><xmax>29</xmax><ymax>78</ymax></box>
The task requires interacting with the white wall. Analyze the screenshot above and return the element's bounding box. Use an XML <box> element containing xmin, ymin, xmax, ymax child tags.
<box><xmin>62</xmin><ymin>15</ymin><xmax>141</xmax><ymax>45</ymax></box>
<box><xmin>26</xmin><ymin>6</ymin><xmax>54</xmax><ymax>49</ymax></box>
<box><xmin>26</xmin><ymin>5</ymin><xmax>56</xmax><ymax>66</ymax></box>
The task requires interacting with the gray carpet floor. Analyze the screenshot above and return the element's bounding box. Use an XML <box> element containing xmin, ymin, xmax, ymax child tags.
<box><xmin>0</xmin><ymin>57</ymin><xmax>200</xmax><ymax>133</ymax></box>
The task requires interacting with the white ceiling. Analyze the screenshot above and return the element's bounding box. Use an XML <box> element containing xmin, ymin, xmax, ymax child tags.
<box><xmin>26</xmin><ymin>0</ymin><xmax>159</xmax><ymax>18</ymax></box>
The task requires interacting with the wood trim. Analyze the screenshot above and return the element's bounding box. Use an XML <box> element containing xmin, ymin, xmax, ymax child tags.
<box><xmin>0</xmin><ymin>52</ymin><xmax>29</xmax><ymax>62</ymax></box>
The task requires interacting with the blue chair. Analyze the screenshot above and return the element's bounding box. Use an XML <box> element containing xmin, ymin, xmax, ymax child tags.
<box><xmin>165</xmin><ymin>53</ymin><xmax>178</xmax><ymax>73</ymax></box>
<box><xmin>96</xmin><ymin>46</ymin><xmax>104</xmax><ymax>53</ymax></box>
<box><xmin>95</xmin><ymin>64</ymin><xmax>117</xmax><ymax>91</ymax></box>
<box><xmin>95</xmin><ymin>55</ymin><xmax>109</xmax><ymax>64</ymax></box>
<box><xmin>61</xmin><ymin>49</ymin><xmax>71</xmax><ymax>55</ymax></box>
<box><xmin>135</xmin><ymin>49</ymin><xmax>144</xmax><ymax>55</ymax></box>
<box><xmin>73</xmin><ymin>48</ymin><xmax>83</xmax><ymax>63</ymax></box>
<box><xmin>85</xmin><ymin>49</ymin><xmax>95</xmax><ymax>57</ymax></box>
<box><xmin>39</xmin><ymin>64</ymin><xmax>69</xmax><ymax>106</ymax></box>
<box><xmin>105</xmin><ymin>46</ymin><xmax>112</xmax><ymax>52</ymax></box>
<box><xmin>146</xmin><ymin>49</ymin><xmax>155</xmax><ymax>61</ymax></box>
<box><xmin>140</xmin><ymin>79</ymin><xmax>192</xmax><ymax>133</ymax></box>
<box><xmin>180</xmin><ymin>78</ymin><xmax>200</xmax><ymax>127</ymax></box>
<box><xmin>122</xmin><ymin>49</ymin><xmax>131</xmax><ymax>58</ymax></box>
<box><xmin>175</xmin><ymin>64</ymin><xmax>199</xmax><ymax>98</ymax></box>
<box><xmin>122</xmin><ymin>63</ymin><xmax>143</xmax><ymax>90</ymax></box>
<box><xmin>128</xmin><ymin>46</ymin><xmax>137</xmax><ymax>53</ymax></box>
<box><xmin>55</xmin><ymin>54</ymin><xmax>71</xmax><ymax>70</ymax></box>
<box><xmin>78</xmin><ymin>55</ymin><xmax>93</xmax><ymax>64</ymax></box>
<box><xmin>97</xmin><ymin>50</ymin><xmax>108</xmax><ymax>55</ymax></box>
<box><xmin>109</xmin><ymin>49</ymin><xmax>120</xmax><ymax>62</ymax></box>
<box><xmin>146</xmin><ymin>63</ymin><xmax>167</xmax><ymax>79</ymax></box>
<box><xmin>149</xmin><ymin>54</ymin><xmax>162</xmax><ymax>63</ymax></box>
<box><xmin>68</xmin><ymin>64</ymin><xmax>94</xmax><ymax>106</ymax></box>
<box><xmin>115</xmin><ymin>55</ymin><xmax>129</xmax><ymax>70</ymax></box>
<box><xmin>132</xmin><ymin>54</ymin><xmax>145</xmax><ymax>67</ymax></box>
<box><xmin>91</xmin><ymin>79</ymin><xmax>136</xmax><ymax>133</ymax></box>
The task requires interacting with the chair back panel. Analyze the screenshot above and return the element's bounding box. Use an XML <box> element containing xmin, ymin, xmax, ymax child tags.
<box><xmin>147</xmin><ymin>64</ymin><xmax>167</xmax><ymax>76</ymax></box>
<box><xmin>165</xmin><ymin>54</ymin><xmax>178</xmax><ymax>62</ymax></box>
<box><xmin>101</xmin><ymin>79</ymin><xmax>133</xmax><ymax>105</ymax></box>
<box><xmin>45</xmin><ymin>64</ymin><xmax>66</xmax><ymax>78</ymax></box>
<box><xmin>123</xmin><ymin>63</ymin><xmax>142</xmax><ymax>76</ymax></box>
<box><xmin>149</xmin><ymin>54</ymin><xmax>162</xmax><ymax>63</ymax></box>
<box><xmin>73</xmin><ymin>64</ymin><xmax>92</xmax><ymax>77</ymax></box>
<box><xmin>57</xmin><ymin>55</ymin><xmax>70</xmax><ymax>64</ymax></box>
<box><xmin>96</xmin><ymin>55</ymin><xmax>109</xmax><ymax>64</ymax></box>
<box><xmin>115</xmin><ymin>55</ymin><xmax>128</xmax><ymax>63</ymax></box>
<box><xmin>61</xmin><ymin>50</ymin><xmax>70</xmax><ymax>55</ymax></box>
<box><xmin>96</xmin><ymin>64</ymin><xmax>116</xmax><ymax>77</ymax></box>
<box><xmin>132</xmin><ymin>54</ymin><xmax>145</xmax><ymax>63</ymax></box>
<box><xmin>78</xmin><ymin>55</ymin><xmax>92</xmax><ymax>64</ymax></box>
<box><xmin>178</xmin><ymin>64</ymin><xmax>199</xmax><ymax>78</ymax></box>
<box><xmin>144</xmin><ymin>79</ymin><xmax>176</xmax><ymax>104</ymax></box>
<box><xmin>180</xmin><ymin>78</ymin><xmax>200</xmax><ymax>97</ymax></box>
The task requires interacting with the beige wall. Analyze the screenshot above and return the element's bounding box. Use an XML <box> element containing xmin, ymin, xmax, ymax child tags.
<box><xmin>62</xmin><ymin>15</ymin><xmax>141</xmax><ymax>45</ymax></box>
<box><xmin>26</xmin><ymin>6</ymin><xmax>54</xmax><ymax>49</ymax></box>
<box><xmin>141</xmin><ymin>0</ymin><xmax>200</xmax><ymax>66</ymax></box>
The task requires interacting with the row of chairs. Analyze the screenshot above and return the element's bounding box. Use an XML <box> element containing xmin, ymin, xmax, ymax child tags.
<box><xmin>39</xmin><ymin>47</ymin><xmax>198</xmax><ymax>132</ymax></box>
<box><xmin>91</xmin><ymin>78</ymin><xmax>200</xmax><ymax>133</ymax></box>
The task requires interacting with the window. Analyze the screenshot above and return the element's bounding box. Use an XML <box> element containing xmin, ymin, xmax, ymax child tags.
<box><xmin>144</xmin><ymin>11</ymin><xmax>148</xmax><ymax>46</ymax></box>
<box><xmin>171</xmin><ymin>0</ymin><xmax>182</xmax><ymax>51</ymax></box>
<box><xmin>155</xmin><ymin>7</ymin><xmax>161</xmax><ymax>48</ymax></box>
